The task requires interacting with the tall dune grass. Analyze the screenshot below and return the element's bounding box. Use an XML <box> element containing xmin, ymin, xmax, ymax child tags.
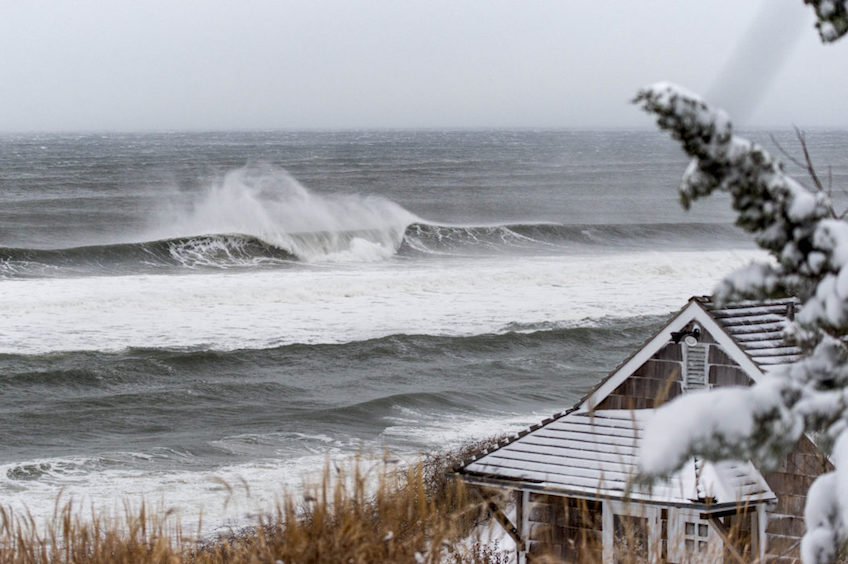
<box><xmin>0</xmin><ymin>438</ymin><xmax>509</xmax><ymax>564</ymax></box>
<box><xmin>0</xmin><ymin>433</ymin><xmax>769</xmax><ymax>563</ymax></box>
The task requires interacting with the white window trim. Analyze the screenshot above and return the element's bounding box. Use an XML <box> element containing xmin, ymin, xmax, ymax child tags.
<box><xmin>757</xmin><ymin>504</ymin><xmax>767</xmax><ymax>562</ymax></box>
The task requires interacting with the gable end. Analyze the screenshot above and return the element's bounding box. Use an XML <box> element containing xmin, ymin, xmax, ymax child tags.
<box><xmin>578</xmin><ymin>299</ymin><xmax>764</xmax><ymax>411</ymax></box>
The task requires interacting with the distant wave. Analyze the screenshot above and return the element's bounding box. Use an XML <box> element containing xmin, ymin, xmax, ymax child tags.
<box><xmin>0</xmin><ymin>161</ymin><xmax>751</xmax><ymax>278</ymax></box>
<box><xmin>399</xmin><ymin>221</ymin><xmax>748</xmax><ymax>256</ymax></box>
<box><xmin>0</xmin><ymin>222</ymin><xmax>749</xmax><ymax>278</ymax></box>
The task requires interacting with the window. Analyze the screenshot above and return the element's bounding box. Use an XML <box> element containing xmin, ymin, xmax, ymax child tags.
<box><xmin>669</xmin><ymin>510</ymin><xmax>718</xmax><ymax>563</ymax></box>
<box><xmin>613</xmin><ymin>514</ymin><xmax>649</xmax><ymax>563</ymax></box>
<box><xmin>683</xmin><ymin>520</ymin><xmax>710</xmax><ymax>554</ymax></box>
<box><xmin>602</xmin><ymin>503</ymin><xmax>659</xmax><ymax>564</ymax></box>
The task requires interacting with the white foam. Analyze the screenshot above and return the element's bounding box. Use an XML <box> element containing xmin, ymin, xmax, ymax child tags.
<box><xmin>0</xmin><ymin>408</ymin><xmax>545</xmax><ymax>536</ymax></box>
<box><xmin>0</xmin><ymin>249</ymin><xmax>767</xmax><ymax>355</ymax></box>
<box><xmin>0</xmin><ymin>453</ymin><xmax>328</xmax><ymax>536</ymax></box>
<box><xmin>164</xmin><ymin>235</ymin><xmax>279</xmax><ymax>269</ymax></box>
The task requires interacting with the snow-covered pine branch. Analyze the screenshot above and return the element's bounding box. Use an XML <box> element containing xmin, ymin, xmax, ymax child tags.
<box><xmin>806</xmin><ymin>0</ymin><xmax>848</xmax><ymax>42</ymax></box>
<box><xmin>635</xmin><ymin>82</ymin><xmax>848</xmax><ymax>563</ymax></box>
<box><xmin>633</xmin><ymin>83</ymin><xmax>831</xmax><ymax>300</ymax></box>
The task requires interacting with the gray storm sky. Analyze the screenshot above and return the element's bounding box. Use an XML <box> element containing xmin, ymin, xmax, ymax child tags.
<box><xmin>1</xmin><ymin>0</ymin><xmax>846</xmax><ymax>131</ymax></box>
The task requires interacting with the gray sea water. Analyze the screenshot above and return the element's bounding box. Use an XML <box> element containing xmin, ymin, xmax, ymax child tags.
<box><xmin>1</xmin><ymin>129</ymin><xmax>844</xmax><ymax>530</ymax></box>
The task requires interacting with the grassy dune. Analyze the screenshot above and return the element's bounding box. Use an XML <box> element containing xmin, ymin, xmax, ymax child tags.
<box><xmin>0</xmin><ymin>439</ymin><xmax>511</xmax><ymax>564</ymax></box>
<box><xmin>2</xmin><ymin>435</ymin><xmax>764</xmax><ymax>563</ymax></box>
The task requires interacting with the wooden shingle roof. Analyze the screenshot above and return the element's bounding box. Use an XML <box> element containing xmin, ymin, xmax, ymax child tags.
<box><xmin>698</xmin><ymin>296</ymin><xmax>801</xmax><ymax>370</ymax></box>
<box><xmin>460</xmin><ymin>409</ymin><xmax>775</xmax><ymax>508</ymax></box>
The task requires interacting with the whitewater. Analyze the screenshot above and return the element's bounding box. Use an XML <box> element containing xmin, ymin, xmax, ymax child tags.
<box><xmin>1</xmin><ymin>128</ymin><xmax>844</xmax><ymax>534</ymax></box>
<box><xmin>2</xmin><ymin>249</ymin><xmax>761</xmax><ymax>355</ymax></box>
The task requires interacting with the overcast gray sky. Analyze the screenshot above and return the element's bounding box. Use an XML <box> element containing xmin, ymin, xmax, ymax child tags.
<box><xmin>1</xmin><ymin>0</ymin><xmax>845</xmax><ymax>131</ymax></box>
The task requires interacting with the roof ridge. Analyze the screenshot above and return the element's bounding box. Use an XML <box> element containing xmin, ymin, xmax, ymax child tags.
<box><xmin>701</xmin><ymin>296</ymin><xmax>800</xmax><ymax>310</ymax></box>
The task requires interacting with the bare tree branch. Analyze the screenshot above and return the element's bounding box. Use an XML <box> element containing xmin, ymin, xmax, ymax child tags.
<box><xmin>770</xmin><ymin>133</ymin><xmax>811</xmax><ymax>173</ymax></box>
<box><xmin>795</xmin><ymin>126</ymin><xmax>827</xmax><ymax>194</ymax></box>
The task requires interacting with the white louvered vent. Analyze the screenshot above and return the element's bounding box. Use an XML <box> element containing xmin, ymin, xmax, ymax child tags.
<box><xmin>684</xmin><ymin>343</ymin><xmax>708</xmax><ymax>390</ymax></box>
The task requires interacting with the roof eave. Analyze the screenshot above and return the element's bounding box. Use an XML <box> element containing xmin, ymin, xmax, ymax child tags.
<box><xmin>456</xmin><ymin>471</ymin><xmax>776</xmax><ymax>510</ymax></box>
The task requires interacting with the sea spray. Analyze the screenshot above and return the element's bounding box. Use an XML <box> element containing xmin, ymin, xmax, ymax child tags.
<box><xmin>157</xmin><ymin>163</ymin><xmax>419</xmax><ymax>262</ymax></box>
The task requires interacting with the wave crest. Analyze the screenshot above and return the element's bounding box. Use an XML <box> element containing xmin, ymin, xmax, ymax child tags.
<box><xmin>0</xmin><ymin>221</ymin><xmax>749</xmax><ymax>278</ymax></box>
<box><xmin>0</xmin><ymin>235</ymin><xmax>297</xmax><ymax>278</ymax></box>
<box><xmin>398</xmin><ymin>221</ymin><xmax>748</xmax><ymax>256</ymax></box>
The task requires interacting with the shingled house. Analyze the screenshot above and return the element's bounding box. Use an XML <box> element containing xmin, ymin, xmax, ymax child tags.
<box><xmin>455</xmin><ymin>297</ymin><xmax>831</xmax><ymax>563</ymax></box>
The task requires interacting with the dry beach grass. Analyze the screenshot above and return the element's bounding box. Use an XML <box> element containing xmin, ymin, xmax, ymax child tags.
<box><xmin>0</xmin><ymin>415</ymin><xmax>780</xmax><ymax>564</ymax></box>
<box><xmin>0</xmin><ymin>432</ymin><xmax>769</xmax><ymax>563</ymax></box>
<box><xmin>0</xmin><ymin>439</ymin><xmax>511</xmax><ymax>564</ymax></box>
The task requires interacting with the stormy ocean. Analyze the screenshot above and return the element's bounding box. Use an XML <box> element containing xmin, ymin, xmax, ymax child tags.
<box><xmin>1</xmin><ymin>129</ymin><xmax>844</xmax><ymax>532</ymax></box>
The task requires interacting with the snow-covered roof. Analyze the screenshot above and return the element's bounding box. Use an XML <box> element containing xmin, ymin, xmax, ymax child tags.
<box><xmin>699</xmin><ymin>296</ymin><xmax>801</xmax><ymax>369</ymax></box>
<box><xmin>459</xmin><ymin>409</ymin><xmax>775</xmax><ymax>508</ymax></box>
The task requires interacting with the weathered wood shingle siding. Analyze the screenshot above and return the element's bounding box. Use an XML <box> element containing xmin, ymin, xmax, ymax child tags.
<box><xmin>595</xmin><ymin>345</ymin><xmax>683</xmax><ymax>410</ymax></box>
<box><xmin>526</xmin><ymin>494</ymin><xmax>602</xmax><ymax>562</ymax></box>
<box><xmin>763</xmin><ymin>436</ymin><xmax>833</xmax><ymax>564</ymax></box>
<box><xmin>708</xmin><ymin>343</ymin><xmax>752</xmax><ymax>387</ymax></box>
<box><xmin>718</xmin><ymin>512</ymin><xmax>756</xmax><ymax>563</ymax></box>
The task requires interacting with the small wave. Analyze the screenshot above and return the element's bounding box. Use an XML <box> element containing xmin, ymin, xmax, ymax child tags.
<box><xmin>400</xmin><ymin>223</ymin><xmax>554</xmax><ymax>255</ymax></box>
<box><xmin>3</xmin><ymin>457</ymin><xmax>101</xmax><ymax>483</ymax></box>
<box><xmin>398</xmin><ymin>221</ymin><xmax>749</xmax><ymax>256</ymax></box>
<box><xmin>299</xmin><ymin>391</ymin><xmax>479</xmax><ymax>434</ymax></box>
<box><xmin>6</xmin><ymin>462</ymin><xmax>53</xmax><ymax>481</ymax></box>
<box><xmin>164</xmin><ymin>235</ymin><xmax>296</xmax><ymax>268</ymax></box>
<box><xmin>279</xmin><ymin>227</ymin><xmax>406</xmax><ymax>263</ymax></box>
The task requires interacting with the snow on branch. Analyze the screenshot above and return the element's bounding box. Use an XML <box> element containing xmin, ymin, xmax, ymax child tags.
<box><xmin>806</xmin><ymin>0</ymin><xmax>848</xmax><ymax>42</ymax></box>
<box><xmin>640</xmin><ymin>382</ymin><xmax>803</xmax><ymax>476</ymax></box>
<box><xmin>634</xmin><ymin>83</ymin><xmax>834</xmax><ymax>301</ymax></box>
<box><xmin>635</xmin><ymin>81</ymin><xmax>848</xmax><ymax>562</ymax></box>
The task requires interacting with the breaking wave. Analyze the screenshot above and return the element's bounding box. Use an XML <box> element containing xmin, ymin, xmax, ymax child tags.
<box><xmin>0</xmin><ymin>222</ymin><xmax>749</xmax><ymax>278</ymax></box>
<box><xmin>0</xmin><ymin>235</ymin><xmax>296</xmax><ymax>277</ymax></box>
<box><xmin>150</xmin><ymin>162</ymin><xmax>416</xmax><ymax>263</ymax></box>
